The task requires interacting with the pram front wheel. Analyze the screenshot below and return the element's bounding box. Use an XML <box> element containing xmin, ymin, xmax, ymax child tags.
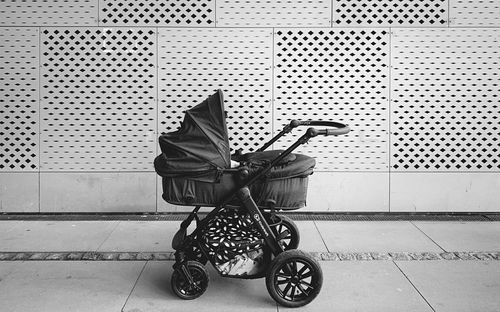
<box><xmin>171</xmin><ymin>261</ymin><xmax>209</xmax><ymax>300</ymax></box>
<box><xmin>266</xmin><ymin>250</ymin><xmax>323</xmax><ymax>308</ymax></box>
<box><xmin>272</xmin><ymin>215</ymin><xmax>300</xmax><ymax>251</ymax></box>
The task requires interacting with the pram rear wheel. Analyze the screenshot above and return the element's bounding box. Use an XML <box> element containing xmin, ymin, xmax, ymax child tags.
<box><xmin>171</xmin><ymin>261</ymin><xmax>209</xmax><ymax>300</ymax></box>
<box><xmin>272</xmin><ymin>215</ymin><xmax>300</xmax><ymax>250</ymax></box>
<box><xmin>266</xmin><ymin>250</ymin><xmax>322</xmax><ymax>308</ymax></box>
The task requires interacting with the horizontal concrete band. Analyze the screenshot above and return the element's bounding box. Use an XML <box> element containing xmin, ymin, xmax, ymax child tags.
<box><xmin>1</xmin><ymin>251</ymin><xmax>499</xmax><ymax>262</ymax></box>
<box><xmin>1</xmin><ymin>213</ymin><xmax>499</xmax><ymax>221</ymax></box>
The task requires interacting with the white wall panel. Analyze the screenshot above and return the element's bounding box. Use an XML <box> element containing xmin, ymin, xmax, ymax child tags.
<box><xmin>274</xmin><ymin>29</ymin><xmax>390</xmax><ymax>171</ymax></box>
<box><xmin>158</xmin><ymin>28</ymin><xmax>273</xmax><ymax>152</ymax></box>
<box><xmin>391</xmin><ymin>173</ymin><xmax>500</xmax><ymax>212</ymax></box>
<box><xmin>40</xmin><ymin>172</ymin><xmax>156</xmax><ymax>212</ymax></box>
<box><xmin>0</xmin><ymin>0</ymin><xmax>98</xmax><ymax>26</ymax></box>
<box><xmin>40</xmin><ymin>27</ymin><xmax>157</xmax><ymax>171</ymax></box>
<box><xmin>333</xmin><ymin>0</ymin><xmax>448</xmax><ymax>27</ymax></box>
<box><xmin>99</xmin><ymin>0</ymin><xmax>215</xmax><ymax>26</ymax></box>
<box><xmin>306</xmin><ymin>172</ymin><xmax>389</xmax><ymax>212</ymax></box>
<box><xmin>0</xmin><ymin>28</ymin><xmax>39</xmax><ymax>171</ymax></box>
<box><xmin>450</xmin><ymin>0</ymin><xmax>500</xmax><ymax>27</ymax></box>
<box><xmin>217</xmin><ymin>0</ymin><xmax>330</xmax><ymax>27</ymax></box>
<box><xmin>391</xmin><ymin>28</ymin><xmax>500</xmax><ymax>171</ymax></box>
<box><xmin>0</xmin><ymin>173</ymin><xmax>39</xmax><ymax>212</ymax></box>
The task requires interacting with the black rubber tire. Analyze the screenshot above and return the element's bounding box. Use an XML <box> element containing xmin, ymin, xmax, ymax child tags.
<box><xmin>171</xmin><ymin>261</ymin><xmax>209</xmax><ymax>300</ymax></box>
<box><xmin>266</xmin><ymin>250</ymin><xmax>323</xmax><ymax>308</ymax></box>
<box><xmin>273</xmin><ymin>215</ymin><xmax>300</xmax><ymax>251</ymax></box>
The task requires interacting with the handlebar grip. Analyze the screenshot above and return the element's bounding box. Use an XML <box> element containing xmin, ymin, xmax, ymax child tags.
<box><xmin>325</xmin><ymin>126</ymin><xmax>350</xmax><ymax>136</ymax></box>
<box><xmin>312</xmin><ymin>126</ymin><xmax>350</xmax><ymax>137</ymax></box>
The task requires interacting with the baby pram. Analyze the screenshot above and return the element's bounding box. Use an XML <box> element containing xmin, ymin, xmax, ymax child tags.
<box><xmin>154</xmin><ymin>90</ymin><xmax>349</xmax><ymax>307</ymax></box>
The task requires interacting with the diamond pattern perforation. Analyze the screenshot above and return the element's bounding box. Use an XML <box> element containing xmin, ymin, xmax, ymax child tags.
<box><xmin>391</xmin><ymin>29</ymin><xmax>500</xmax><ymax>171</ymax></box>
<box><xmin>450</xmin><ymin>0</ymin><xmax>500</xmax><ymax>26</ymax></box>
<box><xmin>0</xmin><ymin>28</ymin><xmax>39</xmax><ymax>171</ymax></box>
<box><xmin>0</xmin><ymin>0</ymin><xmax>98</xmax><ymax>26</ymax></box>
<box><xmin>158</xmin><ymin>28</ymin><xmax>272</xmax><ymax>152</ymax></box>
<box><xmin>217</xmin><ymin>0</ymin><xmax>330</xmax><ymax>27</ymax></box>
<box><xmin>40</xmin><ymin>28</ymin><xmax>157</xmax><ymax>171</ymax></box>
<box><xmin>100</xmin><ymin>0</ymin><xmax>215</xmax><ymax>26</ymax></box>
<box><xmin>334</xmin><ymin>0</ymin><xmax>448</xmax><ymax>26</ymax></box>
<box><xmin>274</xmin><ymin>29</ymin><xmax>390</xmax><ymax>171</ymax></box>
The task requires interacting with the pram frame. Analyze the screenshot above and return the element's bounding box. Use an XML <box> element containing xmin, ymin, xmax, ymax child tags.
<box><xmin>173</xmin><ymin>119</ymin><xmax>350</xmax><ymax>266</ymax></box>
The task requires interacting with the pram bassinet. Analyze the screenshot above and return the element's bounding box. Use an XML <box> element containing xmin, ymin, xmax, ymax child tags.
<box><xmin>154</xmin><ymin>90</ymin><xmax>316</xmax><ymax>210</ymax></box>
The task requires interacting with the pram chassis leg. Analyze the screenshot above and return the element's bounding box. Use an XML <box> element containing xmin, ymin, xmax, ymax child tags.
<box><xmin>237</xmin><ymin>187</ymin><xmax>284</xmax><ymax>256</ymax></box>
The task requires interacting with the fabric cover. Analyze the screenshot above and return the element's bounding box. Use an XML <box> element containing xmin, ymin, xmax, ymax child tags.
<box><xmin>155</xmin><ymin>89</ymin><xmax>230</xmax><ymax>182</ymax></box>
<box><xmin>161</xmin><ymin>172</ymin><xmax>238</xmax><ymax>206</ymax></box>
<box><xmin>201</xmin><ymin>207</ymin><xmax>267</xmax><ymax>276</ymax></box>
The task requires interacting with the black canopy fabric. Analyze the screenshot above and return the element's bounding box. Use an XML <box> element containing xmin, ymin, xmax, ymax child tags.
<box><xmin>155</xmin><ymin>90</ymin><xmax>231</xmax><ymax>182</ymax></box>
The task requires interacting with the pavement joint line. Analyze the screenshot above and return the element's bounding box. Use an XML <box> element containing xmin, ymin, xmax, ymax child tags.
<box><xmin>122</xmin><ymin>261</ymin><xmax>148</xmax><ymax>312</ymax></box>
<box><xmin>1</xmin><ymin>251</ymin><xmax>499</xmax><ymax>261</ymax></box>
<box><xmin>392</xmin><ymin>260</ymin><xmax>436</xmax><ymax>312</ymax></box>
<box><xmin>313</xmin><ymin>220</ymin><xmax>330</xmax><ymax>252</ymax></box>
<box><xmin>409</xmin><ymin>221</ymin><xmax>447</xmax><ymax>253</ymax></box>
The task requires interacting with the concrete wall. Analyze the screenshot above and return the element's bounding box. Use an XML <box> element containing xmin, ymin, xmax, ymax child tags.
<box><xmin>1</xmin><ymin>0</ymin><xmax>499</xmax><ymax>213</ymax></box>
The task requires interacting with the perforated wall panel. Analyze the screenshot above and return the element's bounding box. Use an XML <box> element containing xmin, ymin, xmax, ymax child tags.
<box><xmin>0</xmin><ymin>28</ymin><xmax>39</xmax><ymax>171</ymax></box>
<box><xmin>450</xmin><ymin>0</ymin><xmax>500</xmax><ymax>26</ymax></box>
<box><xmin>274</xmin><ymin>29</ymin><xmax>390</xmax><ymax>171</ymax></box>
<box><xmin>391</xmin><ymin>29</ymin><xmax>500</xmax><ymax>171</ymax></box>
<box><xmin>333</xmin><ymin>0</ymin><xmax>448</xmax><ymax>26</ymax></box>
<box><xmin>158</xmin><ymin>28</ymin><xmax>273</xmax><ymax>152</ymax></box>
<box><xmin>99</xmin><ymin>0</ymin><xmax>215</xmax><ymax>26</ymax></box>
<box><xmin>40</xmin><ymin>28</ymin><xmax>157</xmax><ymax>171</ymax></box>
<box><xmin>0</xmin><ymin>0</ymin><xmax>98</xmax><ymax>26</ymax></box>
<box><xmin>217</xmin><ymin>0</ymin><xmax>331</xmax><ymax>27</ymax></box>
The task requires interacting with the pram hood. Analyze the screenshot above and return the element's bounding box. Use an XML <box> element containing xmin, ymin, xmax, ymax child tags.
<box><xmin>155</xmin><ymin>90</ymin><xmax>231</xmax><ymax>182</ymax></box>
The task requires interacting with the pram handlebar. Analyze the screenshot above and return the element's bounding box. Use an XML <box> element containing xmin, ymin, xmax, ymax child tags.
<box><xmin>257</xmin><ymin>119</ymin><xmax>350</xmax><ymax>152</ymax></box>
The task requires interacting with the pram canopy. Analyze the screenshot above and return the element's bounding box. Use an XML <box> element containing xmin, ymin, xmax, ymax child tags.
<box><xmin>155</xmin><ymin>90</ymin><xmax>231</xmax><ymax>182</ymax></box>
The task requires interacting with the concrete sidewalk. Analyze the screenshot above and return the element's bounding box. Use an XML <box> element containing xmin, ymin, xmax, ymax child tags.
<box><xmin>0</xmin><ymin>219</ymin><xmax>499</xmax><ymax>311</ymax></box>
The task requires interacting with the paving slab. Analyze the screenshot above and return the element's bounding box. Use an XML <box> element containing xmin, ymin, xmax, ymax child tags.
<box><xmin>396</xmin><ymin>261</ymin><xmax>500</xmax><ymax>312</ymax></box>
<box><xmin>412</xmin><ymin>222</ymin><xmax>500</xmax><ymax>252</ymax></box>
<box><xmin>0</xmin><ymin>261</ymin><xmax>146</xmax><ymax>312</ymax></box>
<box><xmin>296</xmin><ymin>221</ymin><xmax>328</xmax><ymax>252</ymax></box>
<box><xmin>0</xmin><ymin>221</ymin><xmax>20</xmax><ymax>235</ymax></box>
<box><xmin>123</xmin><ymin>261</ymin><xmax>278</xmax><ymax>312</ymax></box>
<box><xmin>0</xmin><ymin>221</ymin><xmax>118</xmax><ymax>252</ymax></box>
<box><xmin>314</xmin><ymin>221</ymin><xmax>442</xmax><ymax>252</ymax></box>
<box><xmin>278</xmin><ymin>261</ymin><xmax>432</xmax><ymax>312</ymax></box>
<box><xmin>97</xmin><ymin>221</ymin><xmax>180</xmax><ymax>252</ymax></box>
<box><xmin>0</xmin><ymin>261</ymin><xmax>19</xmax><ymax>282</ymax></box>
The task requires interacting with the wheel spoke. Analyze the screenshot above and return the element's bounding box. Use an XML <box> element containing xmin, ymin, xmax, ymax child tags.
<box><xmin>300</xmin><ymin>270</ymin><xmax>313</xmax><ymax>279</ymax></box>
<box><xmin>300</xmin><ymin>280</ymin><xmax>314</xmax><ymax>290</ymax></box>
<box><xmin>290</xmin><ymin>285</ymin><xmax>297</xmax><ymax>301</ymax></box>
<box><xmin>297</xmin><ymin>264</ymin><xmax>309</xmax><ymax>276</ymax></box>
<box><xmin>297</xmin><ymin>283</ymin><xmax>308</xmax><ymax>296</ymax></box>
<box><xmin>277</xmin><ymin>224</ymin><xmax>284</xmax><ymax>234</ymax></box>
<box><xmin>282</xmin><ymin>282</ymin><xmax>292</xmax><ymax>297</ymax></box>
<box><xmin>292</xmin><ymin>261</ymin><xmax>298</xmax><ymax>274</ymax></box>
<box><xmin>277</xmin><ymin>279</ymin><xmax>290</xmax><ymax>285</ymax></box>
<box><xmin>276</xmin><ymin>273</ymin><xmax>289</xmax><ymax>279</ymax></box>
<box><xmin>281</xmin><ymin>264</ymin><xmax>292</xmax><ymax>275</ymax></box>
